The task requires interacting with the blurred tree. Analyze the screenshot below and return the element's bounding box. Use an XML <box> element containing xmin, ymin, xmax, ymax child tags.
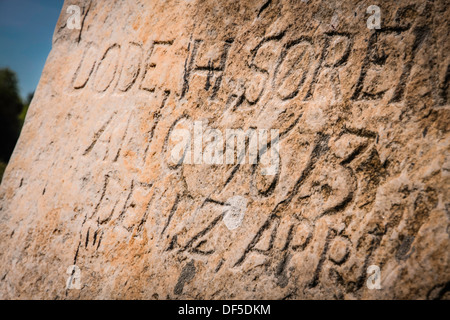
<box><xmin>0</xmin><ymin>68</ymin><xmax>23</xmax><ymax>171</ymax></box>
<box><xmin>26</xmin><ymin>92</ymin><xmax>34</xmax><ymax>106</ymax></box>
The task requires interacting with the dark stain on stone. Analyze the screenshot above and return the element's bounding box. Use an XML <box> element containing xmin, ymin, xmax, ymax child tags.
<box><xmin>174</xmin><ymin>260</ymin><xmax>196</xmax><ymax>295</ymax></box>
<box><xmin>395</xmin><ymin>235</ymin><xmax>415</xmax><ymax>261</ymax></box>
<box><xmin>422</xmin><ymin>126</ymin><xmax>428</xmax><ymax>137</ymax></box>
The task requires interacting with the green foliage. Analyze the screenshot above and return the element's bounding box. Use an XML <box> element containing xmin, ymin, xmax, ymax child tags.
<box><xmin>0</xmin><ymin>68</ymin><xmax>24</xmax><ymax>162</ymax></box>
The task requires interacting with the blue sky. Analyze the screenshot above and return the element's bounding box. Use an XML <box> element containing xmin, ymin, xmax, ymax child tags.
<box><xmin>0</xmin><ymin>0</ymin><xmax>63</xmax><ymax>99</ymax></box>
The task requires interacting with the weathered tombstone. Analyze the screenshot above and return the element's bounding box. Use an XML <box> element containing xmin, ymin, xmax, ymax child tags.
<box><xmin>0</xmin><ymin>0</ymin><xmax>449</xmax><ymax>299</ymax></box>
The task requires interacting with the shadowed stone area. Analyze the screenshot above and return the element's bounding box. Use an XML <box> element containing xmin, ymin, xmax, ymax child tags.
<box><xmin>0</xmin><ymin>0</ymin><xmax>449</xmax><ymax>299</ymax></box>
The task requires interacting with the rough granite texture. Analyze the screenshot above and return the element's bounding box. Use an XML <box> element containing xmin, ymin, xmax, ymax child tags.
<box><xmin>0</xmin><ymin>0</ymin><xmax>449</xmax><ymax>299</ymax></box>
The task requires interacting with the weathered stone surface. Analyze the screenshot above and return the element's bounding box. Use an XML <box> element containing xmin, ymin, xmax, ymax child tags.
<box><xmin>0</xmin><ymin>0</ymin><xmax>449</xmax><ymax>299</ymax></box>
